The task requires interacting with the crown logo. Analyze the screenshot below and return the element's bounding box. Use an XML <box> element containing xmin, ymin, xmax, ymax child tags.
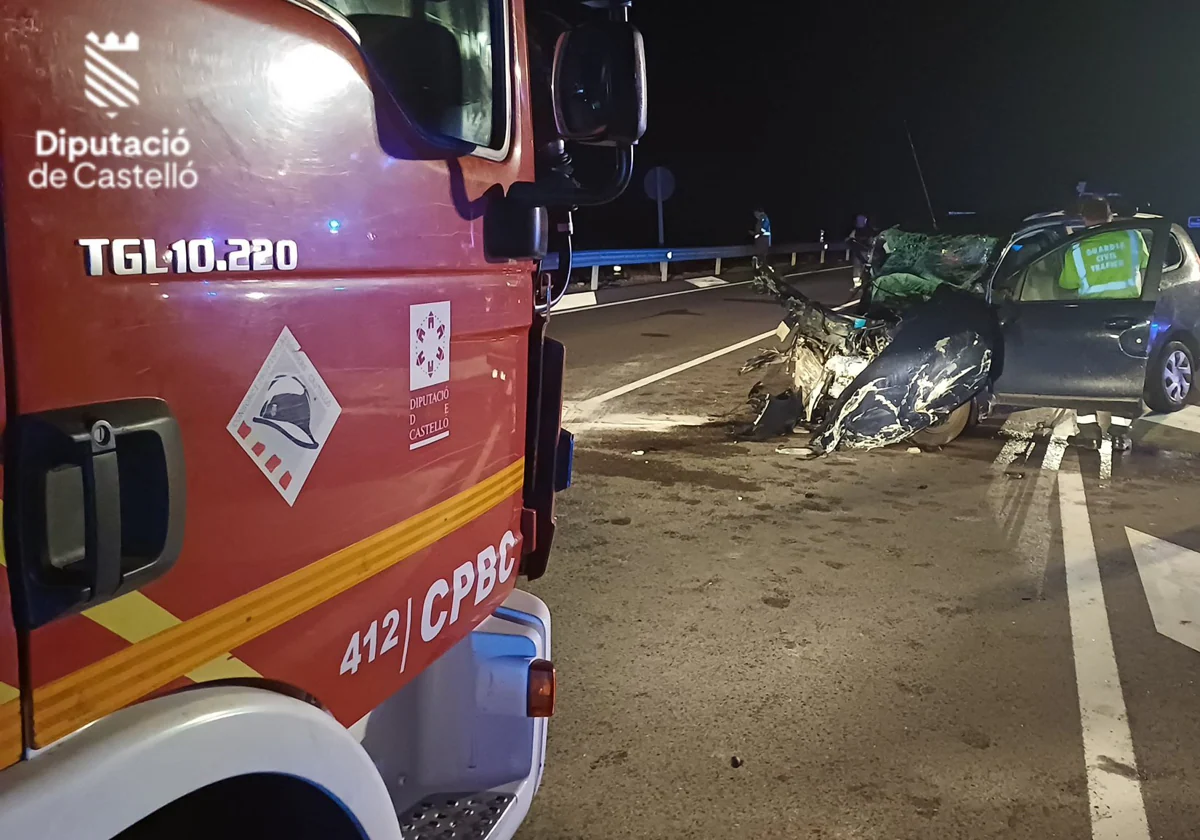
<box><xmin>86</xmin><ymin>32</ymin><xmax>139</xmax><ymax>52</ymax></box>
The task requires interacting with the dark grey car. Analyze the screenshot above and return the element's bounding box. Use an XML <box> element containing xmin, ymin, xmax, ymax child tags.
<box><xmin>986</xmin><ymin>215</ymin><xmax>1198</xmax><ymax>417</ymax></box>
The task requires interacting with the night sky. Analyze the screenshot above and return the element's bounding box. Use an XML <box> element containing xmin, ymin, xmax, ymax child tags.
<box><xmin>573</xmin><ymin>1</ymin><xmax>1200</xmax><ymax>249</ymax></box>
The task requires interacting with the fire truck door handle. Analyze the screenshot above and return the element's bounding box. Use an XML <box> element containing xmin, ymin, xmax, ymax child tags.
<box><xmin>82</xmin><ymin>421</ymin><xmax>122</xmax><ymax>600</ymax></box>
<box><xmin>12</xmin><ymin>399</ymin><xmax>186</xmax><ymax>629</ymax></box>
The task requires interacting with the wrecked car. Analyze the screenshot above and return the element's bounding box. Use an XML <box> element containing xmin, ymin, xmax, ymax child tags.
<box><xmin>744</xmin><ymin>214</ymin><xmax>1200</xmax><ymax>454</ymax></box>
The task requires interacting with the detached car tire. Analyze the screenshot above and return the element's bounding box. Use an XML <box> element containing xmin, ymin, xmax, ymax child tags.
<box><xmin>910</xmin><ymin>401</ymin><xmax>973</xmax><ymax>448</ymax></box>
<box><xmin>1145</xmin><ymin>339</ymin><xmax>1195</xmax><ymax>413</ymax></box>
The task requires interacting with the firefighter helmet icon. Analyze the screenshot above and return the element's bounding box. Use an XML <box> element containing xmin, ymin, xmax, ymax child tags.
<box><xmin>252</xmin><ymin>374</ymin><xmax>319</xmax><ymax>449</ymax></box>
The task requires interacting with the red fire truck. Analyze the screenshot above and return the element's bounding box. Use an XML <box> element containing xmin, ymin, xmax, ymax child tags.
<box><xmin>0</xmin><ymin>1</ymin><xmax>645</xmax><ymax>837</ymax></box>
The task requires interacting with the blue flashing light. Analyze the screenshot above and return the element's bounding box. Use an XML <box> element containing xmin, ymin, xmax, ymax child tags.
<box><xmin>328</xmin><ymin>219</ymin><xmax>341</xmax><ymax>234</ymax></box>
<box><xmin>1011</xmin><ymin>244</ymin><xmax>1023</xmax><ymax>251</ymax></box>
<box><xmin>1150</xmin><ymin>320</ymin><xmax>1166</xmax><ymax>344</ymax></box>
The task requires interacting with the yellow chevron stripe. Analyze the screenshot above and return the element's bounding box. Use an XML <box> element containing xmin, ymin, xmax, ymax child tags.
<box><xmin>0</xmin><ymin>697</ymin><xmax>19</xmax><ymax>768</ymax></box>
<box><xmin>32</xmin><ymin>459</ymin><xmax>524</xmax><ymax>746</ymax></box>
<box><xmin>85</xmin><ymin>593</ymin><xmax>261</xmax><ymax>681</ymax></box>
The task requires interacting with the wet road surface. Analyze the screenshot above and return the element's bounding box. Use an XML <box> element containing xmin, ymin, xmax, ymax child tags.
<box><xmin>517</xmin><ymin>269</ymin><xmax>1200</xmax><ymax>840</ymax></box>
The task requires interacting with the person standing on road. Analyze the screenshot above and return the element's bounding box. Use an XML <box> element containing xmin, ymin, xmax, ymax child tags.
<box><xmin>847</xmin><ymin>213</ymin><xmax>876</xmax><ymax>290</ymax></box>
<box><xmin>1062</xmin><ymin>196</ymin><xmax>1144</xmax><ymax>451</ymax></box>
<box><xmin>751</xmin><ymin>209</ymin><xmax>772</xmax><ymax>272</ymax></box>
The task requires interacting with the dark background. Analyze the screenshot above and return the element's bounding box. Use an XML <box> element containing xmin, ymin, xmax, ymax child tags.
<box><xmin>572</xmin><ymin>1</ymin><xmax>1199</xmax><ymax>248</ymax></box>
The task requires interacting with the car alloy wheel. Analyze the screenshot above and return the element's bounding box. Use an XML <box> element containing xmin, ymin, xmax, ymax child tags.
<box><xmin>1164</xmin><ymin>348</ymin><xmax>1193</xmax><ymax>406</ymax></box>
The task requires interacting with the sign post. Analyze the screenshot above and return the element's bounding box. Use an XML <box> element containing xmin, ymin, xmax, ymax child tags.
<box><xmin>643</xmin><ymin>166</ymin><xmax>676</xmax><ymax>247</ymax></box>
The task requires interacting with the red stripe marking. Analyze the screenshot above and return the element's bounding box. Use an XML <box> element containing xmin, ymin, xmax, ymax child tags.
<box><xmin>252</xmin><ymin>442</ymin><xmax>266</xmax><ymax>457</ymax></box>
<box><xmin>265</xmin><ymin>455</ymin><xmax>281</xmax><ymax>473</ymax></box>
<box><xmin>238</xmin><ymin>422</ymin><xmax>252</xmax><ymax>439</ymax></box>
<box><xmin>279</xmin><ymin>472</ymin><xmax>292</xmax><ymax>490</ymax></box>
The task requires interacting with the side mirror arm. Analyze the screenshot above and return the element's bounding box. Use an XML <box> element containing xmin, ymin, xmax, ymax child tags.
<box><xmin>508</xmin><ymin>144</ymin><xmax>634</xmax><ymax>209</ymax></box>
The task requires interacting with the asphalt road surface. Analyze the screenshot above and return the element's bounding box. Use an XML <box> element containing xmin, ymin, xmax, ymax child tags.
<box><xmin>517</xmin><ymin>268</ymin><xmax>1200</xmax><ymax>840</ymax></box>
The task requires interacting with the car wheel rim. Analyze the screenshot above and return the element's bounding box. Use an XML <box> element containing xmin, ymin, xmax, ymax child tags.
<box><xmin>1164</xmin><ymin>350</ymin><xmax>1193</xmax><ymax>404</ymax></box>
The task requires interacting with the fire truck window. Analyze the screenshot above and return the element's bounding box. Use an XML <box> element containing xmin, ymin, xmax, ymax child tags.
<box><xmin>327</xmin><ymin>0</ymin><xmax>506</xmax><ymax>150</ymax></box>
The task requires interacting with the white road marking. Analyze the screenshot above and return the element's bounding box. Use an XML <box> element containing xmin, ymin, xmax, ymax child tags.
<box><xmin>557</xmin><ymin>283</ymin><xmax>749</xmax><ymax>314</ymax></box>
<box><xmin>555</xmin><ymin>291</ymin><xmax>598</xmax><ymax>310</ymax></box>
<box><xmin>684</xmin><ymin>275</ymin><xmax>727</xmax><ymax>288</ymax></box>
<box><xmin>1137</xmin><ymin>404</ymin><xmax>1200</xmax><ymax>433</ymax></box>
<box><xmin>562</xmin><ymin>412</ymin><xmax>712</xmax><ymax>433</ymax></box>
<box><xmin>1127</xmin><ymin>528</ymin><xmax>1200</xmax><ymax>654</ymax></box>
<box><xmin>992</xmin><ymin>408</ymin><xmax>1079</xmax><ymax>473</ymax></box>
<box><xmin>780</xmin><ymin>265</ymin><xmax>850</xmax><ymax>277</ymax></box>
<box><xmin>555</xmin><ymin>265</ymin><xmax>851</xmax><ymax>315</ymax></box>
<box><xmin>1059</xmin><ymin>472</ymin><xmax>1150</xmax><ymax>840</ymax></box>
<box><xmin>1099</xmin><ymin>434</ymin><xmax>1113</xmax><ymax>481</ymax></box>
<box><xmin>568</xmin><ymin>330</ymin><xmax>776</xmax><ymax>421</ymax></box>
<box><xmin>1041</xmin><ymin>410</ymin><xmax>1076</xmax><ymax>472</ymax></box>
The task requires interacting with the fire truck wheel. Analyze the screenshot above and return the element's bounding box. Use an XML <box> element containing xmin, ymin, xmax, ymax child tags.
<box><xmin>115</xmin><ymin>774</ymin><xmax>364</xmax><ymax>840</ymax></box>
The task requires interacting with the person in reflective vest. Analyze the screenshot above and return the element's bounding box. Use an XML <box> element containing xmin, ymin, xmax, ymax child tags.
<box><xmin>1062</xmin><ymin>197</ymin><xmax>1141</xmax><ymax>451</ymax></box>
<box><xmin>1058</xmin><ymin>197</ymin><xmax>1147</xmax><ymax>299</ymax></box>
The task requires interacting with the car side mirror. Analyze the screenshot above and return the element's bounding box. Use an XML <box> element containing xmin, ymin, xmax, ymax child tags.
<box><xmin>552</xmin><ymin>21</ymin><xmax>647</xmax><ymax>146</ymax></box>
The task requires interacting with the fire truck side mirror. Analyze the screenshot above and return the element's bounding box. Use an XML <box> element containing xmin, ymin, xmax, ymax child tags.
<box><xmin>552</xmin><ymin>21</ymin><xmax>647</xmax><ymax>146</ymax></box>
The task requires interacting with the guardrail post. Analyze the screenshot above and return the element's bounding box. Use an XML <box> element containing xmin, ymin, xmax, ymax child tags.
<box><xmin>790</xmin><ymin>252</ymin><xmax>797</xmax><ymax>267</ymax></box>
<box><xmin>660</xmin><ymin>260</ymin><xmax>668</xmax><ymax>282</ymax></box>
<box><xmin>715</xmin><ymin>257</ymin><xmax>722</xmax><ymax>275</ymax></box>
<box><xmin>819</xmin><ymin>229</ymin><xmax>827</xmax><ymax>265</ymax></box>
<box><xmin>590</xmin><ymin>265</ymin><xmax>599</xmax><ymax>291</ymax></box>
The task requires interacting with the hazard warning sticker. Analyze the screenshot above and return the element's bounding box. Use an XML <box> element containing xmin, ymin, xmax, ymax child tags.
<box><xmin>227</xmin><ymin>327</ymin><xmax>342</xmax><ymax>506</ymax></box>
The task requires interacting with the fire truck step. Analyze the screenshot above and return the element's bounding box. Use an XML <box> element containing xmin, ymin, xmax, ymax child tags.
<box><xmin>398</xmin><ymin>792</ymin><xmax>516</xmax><ymax>840</ymax></box>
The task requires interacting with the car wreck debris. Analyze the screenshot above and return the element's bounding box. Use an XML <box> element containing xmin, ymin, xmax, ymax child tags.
<box><xmin>742</xmin><ymin>229</ymin><xmax>1000</xmax><ymax>455</ymax></box>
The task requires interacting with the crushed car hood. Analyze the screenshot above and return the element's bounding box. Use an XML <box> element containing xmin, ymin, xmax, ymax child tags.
<box><xmin>810</xmin><ymin>287</ymin><xmax>999</xmax><ymax>452</ymax></box>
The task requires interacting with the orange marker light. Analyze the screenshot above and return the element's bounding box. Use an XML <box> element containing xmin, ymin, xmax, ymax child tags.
<box><xmin>527</xmin><ymin>659</ymin><xmax>556</xmax><ymax>718</ymax></box>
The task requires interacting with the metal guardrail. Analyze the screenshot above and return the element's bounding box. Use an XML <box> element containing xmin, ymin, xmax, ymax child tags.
<box><xmin>547</xmin><ymin>240</ymin><xmax>851</xmax><ymax>288</ymax></box>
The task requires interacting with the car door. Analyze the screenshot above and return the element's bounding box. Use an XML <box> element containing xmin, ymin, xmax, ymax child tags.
<box><xmin>990</xmin><ymin>219</ymin><xmax>1167</xmax><ymax>413</ymax></box>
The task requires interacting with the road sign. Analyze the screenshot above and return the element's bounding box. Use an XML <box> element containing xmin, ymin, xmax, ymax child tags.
<box><xmin>1188</xmin><ymin>217</ymin><xmax>1200</xmax><ymax>229</ymax></box>
<box><xmin>643</xmin><ymin>166</ymin><xmax>675</xmax><ymax>201</ymax></box>
<box><xmin>643</xmin><ymin>166</ymin><xmax>675</xmax><ymax>246</ymax></box>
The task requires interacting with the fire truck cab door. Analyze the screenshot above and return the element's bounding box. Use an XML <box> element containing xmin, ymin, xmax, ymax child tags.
<box><xmin>0</xmin><ymin>350</ymin><xmax>23</xmax><ymax>766</ymax></box>
<box><xmin>0</xmin><ymin>0</ymin><xmax>531</xmax><ymax>750</ymax></box>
